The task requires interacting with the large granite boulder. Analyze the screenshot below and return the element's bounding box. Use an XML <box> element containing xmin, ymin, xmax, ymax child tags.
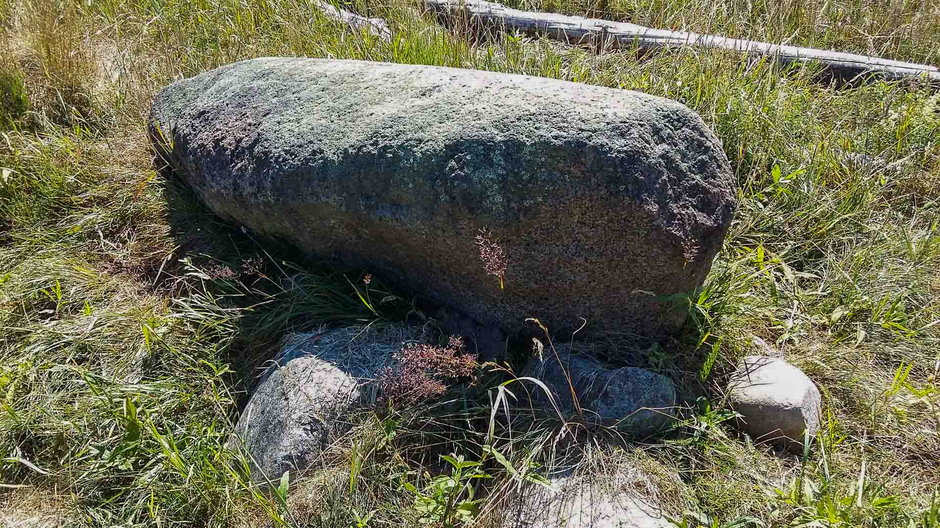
<box><xmin>151</xmin><ymin>58</ymin><xmax>735</xmax><ymax>340</ymax></box>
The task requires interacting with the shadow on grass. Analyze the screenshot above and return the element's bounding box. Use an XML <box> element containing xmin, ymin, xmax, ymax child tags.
<box><xmin>157</xmin><ymin>165</ymin><xmax>415</xmax><ymax>404</ymax></box>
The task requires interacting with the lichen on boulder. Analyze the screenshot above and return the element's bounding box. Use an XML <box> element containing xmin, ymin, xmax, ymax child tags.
<box><xmin>150</xmin><ymin>57</ymin><xmax>736</xmax><ymax>343</ymax></box>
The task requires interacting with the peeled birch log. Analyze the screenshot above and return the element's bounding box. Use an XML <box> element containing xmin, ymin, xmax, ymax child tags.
<box><xmin>315</xmin><ymin>1</ymin><xmax>392</xmax><ymax>41</ymax></box>
<box><xmin>426</xmin><ymin>0</ymin><xmax>940</xmax><ymax>83</ymax></box>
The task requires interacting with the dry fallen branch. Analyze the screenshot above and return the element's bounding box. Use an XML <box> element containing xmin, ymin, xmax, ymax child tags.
<box><xmin>315</xmin><ymin>1</ymin><xmax>392</xmax><ymax>41</ymax></box>
<box><xmin>426</xmin><ymin>0</ymin><xmax>940</xmax><ymax>84</ymax></box>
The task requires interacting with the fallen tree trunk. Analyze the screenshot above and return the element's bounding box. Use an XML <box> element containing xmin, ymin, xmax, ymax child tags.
<box><xmin>314</xmin><ymin>1</ymin><xmax>392</xmax><ymax>41</ymax></box>
<box><xmin>426</xmin><ymin>0</ymin><xmax>940</xmax><ymax>83</ymax></box>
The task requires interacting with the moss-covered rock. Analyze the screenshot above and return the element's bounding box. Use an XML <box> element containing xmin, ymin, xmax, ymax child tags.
<box><xmin>150</xmin><ymin>58</ymin><xmax>735</xmax><ymax>342</ymax></box>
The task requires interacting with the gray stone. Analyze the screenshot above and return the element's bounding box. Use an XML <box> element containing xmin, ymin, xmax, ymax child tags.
<box><xmin>233</xmin><ymin>325</ymin><xmax>420</xmax><ymax>481</ymax></box>
<box><xmin>504</xmin><ymin>472</ymin><xmax>673</xmax><ymax>528</ymax></box>
<box><xmin>522</xmin><ymin>346</ymin><xmax>676</xmax><ymax>437</ymax></box>
<box><xmin>437</xmin><ymin>307</ymin><xmax>508</xmax><ymax>362</ymax></box>
<box><xmin>727</xmin><ymin>356</ymin><xmax>822</xmax><ymax>450</ymax></box>
<box><xmin>150</xmin><ymin>58</ymin><xmax>736</xmax><ymax>344</ymax></box>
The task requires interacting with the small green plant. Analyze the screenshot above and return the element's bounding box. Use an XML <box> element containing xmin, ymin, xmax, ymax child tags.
<box><xmin>771</xmin><ymin>428</ymin><xmax>904</xmax><ymax>526</ymax></box>
<box><xmin>403</xmin><ymin>454</ymin><xmax>491</xmax><ymax>527</ymax></box>
<box><xmin>275</xmin><ymin>471</ymin><xmax>291</xmax><ymax>514</ymax></box>
<box><xmin>920</xmin><ymin>492</ymin><xmax>940</xmax><ymax>528</ymax></box>
<box><xmin>674</xmin><ymin>511</ymin><xmax>766</xmax><ymax>528</ymax></box>
<box><xmin>347</xmin><ymin>273</ymin><xmax>378</xmax><ymax>315</ymax></box>
<box><xmin>40</xmin><ymin>278</ymin><xmax>63</xmax><ymax>313</ymax></box>
<box><xmin>672</xmin><ymin>397</ymin><xmax>739</xmax><ymax>448</ymax></box>
<box><xmin>350</xmin><ymin>509</ymin><xmax>375</xmax><ymax>528</ymax></box>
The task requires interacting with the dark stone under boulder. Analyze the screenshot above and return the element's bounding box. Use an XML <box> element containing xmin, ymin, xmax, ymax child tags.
<box><xmin>521</xmin><ymin>346</ymin><xmax>677</xmax><ymax>436</ymax></box>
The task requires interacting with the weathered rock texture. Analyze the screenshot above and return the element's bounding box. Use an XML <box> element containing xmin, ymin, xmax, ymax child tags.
<box><xmin>234</xmin><ymin>325</ymin><xmax>421</xmax><ymax>481</ymax></box>
<box><xmin>504</xmin><ymin>471</ymin><xmax>673</xmax><ymax>528</ymax></box>
<box><xmin>522</xmin><ymin>347</ymin><xmax>676</xmax><ymax>436</ymax></box>
<box><xmin>727</xmin><ymin>356</ymin><xmax>822</xmax><ymax>450</ymax></box>
<box><xmin>151</xmin><ymin>58</ymin><xmax>735</xmax><ymax>340</ymax></box>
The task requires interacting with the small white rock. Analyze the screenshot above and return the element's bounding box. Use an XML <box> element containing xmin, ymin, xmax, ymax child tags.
<box><xmin>727</xmin><ymin>356</ymin><xmax>822</xmax><ymax>450</ymax></box>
